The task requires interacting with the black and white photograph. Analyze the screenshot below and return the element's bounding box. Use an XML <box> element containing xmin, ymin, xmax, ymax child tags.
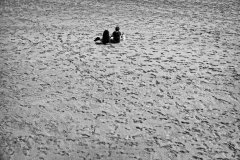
<box><xmin>0</xmin><ymin>0</ymin><xmax>240</xmax><ymax>159</ymax></box>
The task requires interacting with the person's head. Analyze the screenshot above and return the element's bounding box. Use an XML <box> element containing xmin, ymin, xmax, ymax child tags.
<box><xmin>102</xmin><ymin>30</ymin><xmax>110</xmax><ymax>44</ymax></box>
<box><xmin>115</xmin><ymin>26</ymin><xmax>120</xmax><ymax>31</ymax></box>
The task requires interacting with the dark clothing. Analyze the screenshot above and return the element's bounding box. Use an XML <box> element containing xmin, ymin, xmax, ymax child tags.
<box><xmin>94</xmin><ymin>30</ymin><xmax>110</xmax><ymax>45</ymax></box>
<box><xmin>111</xmin><ymin>31</ymin><xmax>121</xmax><ymax>43</ymax></box>
<box><xmin>102</xmin><ymin>37</ymin><xmax>110</xmax><ymax>44</ymax></box>
<box><xmin>94</xmin><ymin>30</ymin><xmax>122</xmax><ymax>45</ymax></box>
<box><xmin>102</xmin><ymin>30</ymin><xmax>110</xmax><ymax>44</ymax></box>
<box><xmin>94</xmin><ymin>37</ymin><xmax>101</xmax><ymax>41</ymax></box>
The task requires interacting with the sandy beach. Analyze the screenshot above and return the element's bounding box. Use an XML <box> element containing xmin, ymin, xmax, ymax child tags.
<box><xmin>0</xmin><ymin>0</ymin><xmax>240</xmax><ymax>159</ymax></box>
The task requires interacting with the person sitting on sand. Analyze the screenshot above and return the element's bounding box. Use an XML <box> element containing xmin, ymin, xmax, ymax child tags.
<box><xmin>94</xmin><ymin>30</ymin><xmax>110</xmax><ymax>45</ymax></box>
<box><xmin>110</xmin><ymin>26</ymin><xmax>121</xmax><ymax>43</ymax></box>
<box><xmin>94</xmin><ymin>27</ymin><xmax>124</xmax><ymax>44</ymax></box>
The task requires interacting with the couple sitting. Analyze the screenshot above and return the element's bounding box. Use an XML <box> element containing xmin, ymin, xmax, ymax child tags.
<box><xmin>94</xmin><ymin>26</ymin><xmax>124</xmax><ymax>44</ymax></box>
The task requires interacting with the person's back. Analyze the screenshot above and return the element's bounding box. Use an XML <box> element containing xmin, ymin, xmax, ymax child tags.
<box><xmin>112</xmin><ymin>31</ymin><xmax>121</xmax><ymax>43</ymax></box>
<box><xmin>111</xmin><ymin>26</ymin><xmax>121</xmax><ymax>43</ymax></box>
<box><xmin>102</xmin><ymin>30</ymin><xmax>110</xmax><ymax>44</ymax></box>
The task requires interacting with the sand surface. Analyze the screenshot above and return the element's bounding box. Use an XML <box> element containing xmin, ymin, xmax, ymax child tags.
<box><xmin>0</xmin><ymin>0</ymin><xmax>240</xmax><ymax>159</ymax></box>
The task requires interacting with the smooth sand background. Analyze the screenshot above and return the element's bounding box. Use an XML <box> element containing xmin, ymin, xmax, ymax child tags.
<box><xmin>0</xmin><ymin>0</ymin><xmax>240</xmax><ymax>159</ymax></box>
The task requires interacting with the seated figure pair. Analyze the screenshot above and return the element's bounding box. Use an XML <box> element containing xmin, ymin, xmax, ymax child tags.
<box><xmin>94</xmin><ymin>26</ymin><xmax>124</xmax><ymax>45</ymax></box>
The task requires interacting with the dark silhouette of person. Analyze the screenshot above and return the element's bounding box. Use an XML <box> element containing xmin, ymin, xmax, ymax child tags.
<box><xmin>102</xmin><ymin>30</ymin><xmax>110</xmax><ymax>44</ymax></box>
<box><xmin>94</xmin><ymin>30</ymin><xmax>110</xmax><ymax>45</ymax></box>
<box><xmin>110</xmin><ymin>26</ymin><xmax>121</xmax><ymax>43</ymax></box>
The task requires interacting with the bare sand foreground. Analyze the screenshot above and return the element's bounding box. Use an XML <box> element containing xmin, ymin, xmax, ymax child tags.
<box><xmin>0</xmin><ymin>0</ymin><xmax>240</xmax><ymax>159</ymax></box>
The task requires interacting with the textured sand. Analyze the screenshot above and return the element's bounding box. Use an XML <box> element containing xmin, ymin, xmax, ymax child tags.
<box><xmin>0</xmin><ymin>0</ymin><xmax>240</xmax><ymax>160</ymax></box>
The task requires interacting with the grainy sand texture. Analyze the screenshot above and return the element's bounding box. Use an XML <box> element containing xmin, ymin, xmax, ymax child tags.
<box><xmin>0</xmin><ymin>0</ymin><xmax>240</xmax><ymax>159</ymax></box>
